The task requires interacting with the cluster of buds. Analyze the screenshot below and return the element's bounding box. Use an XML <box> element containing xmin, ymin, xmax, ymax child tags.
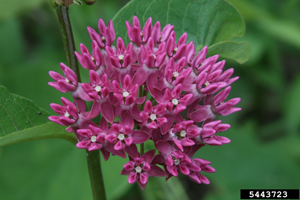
<box><xmin>49</xmin><ymin>16</ymin><xmax>241</xmax><ymax>189</ymax></box>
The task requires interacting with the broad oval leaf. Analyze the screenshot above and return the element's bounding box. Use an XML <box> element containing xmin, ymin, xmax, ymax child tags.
<box><xmin>0</xmin><ymin>85</ymin><xmax>76</xmax><ymax>146</ymax></box>
<box><xmin>207</xmin><ymin>41</ymin><xmax>250</xmax><ymax>64</ymax></box>
<box><xmin>113</xmin><ymin>0</ymin><xmax>249</xmax><ymax>63</ymax></box>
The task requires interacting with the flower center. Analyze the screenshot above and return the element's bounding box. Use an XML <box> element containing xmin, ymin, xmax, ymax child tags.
<box><xmin>118</xmin><ymin>134</ymin><xmax>125</xmax><ymax>141</ymax></box>
<box><xmin>150</xmin><ymin>114</ymin><xmax>157</xmax><ymax>121</ymax></box>
<box><xmin>91</xmin><ymin>135</ymin><xmax>97</xmax><ymax>143</ymax></box>
<box><xmin>204</xmin><ymin>81</ymin><xmax>210</xmax><ymax>87</ymax></box>
<box><xmin>65</xmin><ymin>78</ymin><xmax>70</xmax><ymax>83</ymax></box>
<box><xmin>173</xmin><ymin>71</ymin><xmax>179</xmax><ymax>78</ymax></box>
<box><xmin>172</xmin><ymin>99</ymin><xmax>179</xmax><ymax>105</ymax></box>
<box><xmin>174</xmin><ymin>159</ymin><xmax>180</xmax><ymax>166</ymax></box>
<box><xmin>118</xmin><ymin>54</ymin><xmax>124</xmax><ymax>60</ymax></box>
<box><xmin>180</xmin><ymin>130</ymin><xmax>187</xmax><ymax>137</ymax></box>
<box><xmin>135</xmin><ymin>166</ymin><xmax>142</xmax><ymax>173</ymax></box>
<box><xmin>64</xmin><ymin>111</ymin><xmax>70</xmax><ymax>118</ymax></box>
<box><xmin>95</xmin><ymin>85</ymin><xmax>102</xmax><ymax>92</ymax></box>
<box><xmin>101</xmin><ymin>36</ymin><xmax>106</xmax><ymax>43</ymax></box>
<box><xmin>123</xmin><ymin>91</ymin><xmax>130</xmax><ymax>97</ymax></box>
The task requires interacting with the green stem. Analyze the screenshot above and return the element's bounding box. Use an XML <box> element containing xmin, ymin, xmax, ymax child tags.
<box><xmin>86</xmin><ymin>150</ymin><xmax>107</xmax><ymax>200</ymax></box>
<box><xmin>140</xmin><ymin>143</ymin><xmax>144</xmax><ymax>155</ymax></box>
<box><xmin>55</xmin><ymin>6</ymin><xmax>106</xmax><ymax>200</ymax></box>
<box><xmin>56</xmin><ymin>6</ymin><xmax>81</xmax><ymax>80</ymax></box>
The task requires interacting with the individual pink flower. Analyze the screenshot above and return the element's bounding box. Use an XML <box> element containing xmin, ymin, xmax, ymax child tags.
<box><xmin>87</xmin><ymin>19</ymin><xmax>115</xmax><ymax>49</ymax></box>
<box><xmin>164</xmin><ymin>57</ymin><xmax>192</xmax><ymax>87</ymax></box>
<box><xmin>185</xmin><ymin>144</ymin><xmax>215</xmax><ymax>184</ymax></box>
<box><xmin>140</xmin><ymin>100</ymin><xmax>167</xmax><ymax>129</ymax></box>
<box><xmin>121</xmin><ymin>149</ymin><xmax>165</xmax><ymax>190</ymax></box>
<box><xmin>126</xmin><ymin>16</ymin><xmax>152</xmax><ymax>46</ymax></box>
<box><xmin>81</xmin><ymin>71</ymin><xmax>110</xmax><ymax>101</ymax></box>
<box><xmin>198</xmin><ymin>120</ymin><xmax>231</xmax><ymax>146</ymax></box>
<box><xmin>49</xmin><ymin>97</ymin><xmax>78</xmax><ymax>126</ymax></box>
<box><xmin>106</xmin><ymin>113</ymin><xmax>149</xmax><ymax>151</ymax></box>
<box><xmin>75</xmin><ymin>41</ymin><xmax>106</xmax><ymax>74</ymax></box>
<box><xmin>112</xmin><ymin>74</ymin><xmax>139</xmax><ymax>106</ymax></box>
<box><xmin>166</xmin><ymin>32</ymin><xmax>187</xmax><ymax>61</ymax></box>
<box><xmin>155</xmin><ymin>141</ymin><xmax>193</xmax><ymax>178</ymax></box>
<box><xmin>155</xmin><ymin>84</ymin><xmax>193</xmax><ymax>114</ymax></box>
<box><xmin>76</xmin><ymin>124</ymin><xmax>106</xmax><ymax>151</ymax></box>
<box><xmin>49</xmin><ymin>63</ymin><xmax>77</xmax><ymax>93</ymax></box>
<box><xmin>164</xmin><ymin>120</ymin><xmax>201</xmax><ymax>151</ymax></box>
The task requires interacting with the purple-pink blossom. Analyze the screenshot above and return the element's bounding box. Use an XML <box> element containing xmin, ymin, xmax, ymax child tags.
<box><xmin>48</xmin><ymin>16</ymin><xmax>241</xmax><ymax>189</ymax></box>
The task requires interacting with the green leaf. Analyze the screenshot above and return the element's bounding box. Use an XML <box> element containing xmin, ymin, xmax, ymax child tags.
<box><xmin>0</xmin><ymin>122</ymin><xmax>77</xmax><ymax>147</ymax></box>
<box><xmin>0</xmin><ymin>85</ymin><xmax>77</xmax><ymax>146</ymax></box>
<box><xmin>113</xmin><ymin>0</ymin><xmax>249</xmax><ymax>63</ymax></box>
<box><xmin>207</xmin><ymin>41</ymin><xmax>250</xmax><ymax>64</ymax></box>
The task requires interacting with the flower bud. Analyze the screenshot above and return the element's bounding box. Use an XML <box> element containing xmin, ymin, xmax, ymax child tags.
<box><xmin>83</xmin><ymin>0</ymin><xmax>96</xmax><ymax>5</ymax></box>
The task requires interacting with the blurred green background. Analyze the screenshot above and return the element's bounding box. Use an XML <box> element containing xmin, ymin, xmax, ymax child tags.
<box><xmin>0</xmin><ymin>0</ymin><xmax>299</xmax><ymax>199</ymax></box>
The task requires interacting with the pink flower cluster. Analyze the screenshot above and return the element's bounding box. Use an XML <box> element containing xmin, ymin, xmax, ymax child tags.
<box><xmin>49</xmin><ymin>16</ymin><xmax>241</xmax><ymax>189</ymax></box>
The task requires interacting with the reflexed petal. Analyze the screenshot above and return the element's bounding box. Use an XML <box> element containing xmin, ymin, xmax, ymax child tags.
<box><xmin>132</xmin><ymin>130</ymin><xmax>150</xmax><ymax>144</ymax></box>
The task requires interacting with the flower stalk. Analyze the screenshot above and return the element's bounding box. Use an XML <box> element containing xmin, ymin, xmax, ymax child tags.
<box><xmin>55</xmin><ymin>5</ymin><xmax>106</xmax><ymax>200</ymax></box>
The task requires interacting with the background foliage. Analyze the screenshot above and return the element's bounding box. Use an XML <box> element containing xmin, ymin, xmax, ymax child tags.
<box><xmin>0</xmin><ymin>0</ymin><xmax>299</xmax><ymax>199</ymax></box>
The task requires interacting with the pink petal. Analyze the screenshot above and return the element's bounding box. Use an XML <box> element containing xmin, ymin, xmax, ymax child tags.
<box><xmin>121</xmin><ymin>111</ymin><xmax>134</xmax><ymax>130</ymax></box>
<box><xmin>132</xmin><ymin>130</ymin><xmax>150</xmax><ymax>144</ymax></box>
<box><xmin>124</xmin><ymin>137</ymin><xmax>133</xmax><ymax>146</ymax></box>
<box><xmin>114</xmin><ymin>141</ymin><xmax>126</xmax><ymax>150</ymax></box>
<box><xmin>148</xmin><ymin>165</ymin><xmax>166</xmax><ymax>177</ymax></box>
<box><xmin>128</xmin><ymin>172</ymin><xmax>138</xmax><ymax>184</ymax></box>
<box><xmin>167</xmin><ymin>165</ymin><xmax>178</xmax><ymax>176</ymax></box>
<box><xmin>179</xmin><ymin>164</ymin><xmax>190</xmax><ymax>175</ymax></box>
<box><xmin>190</xmin><ymin>106</ymin><xmax>213</xmax><ymax>122</ymax></box>
<box><xmin>100</xmin><ymin>100</ymin><xmax>114</xmax><ymax>123</ymax></box>
<box><xmin>123</xmin><ymin>161</ymin><xmax>135</xmax><ymax>170</ymax></box>
<box><xmin>155</xmin><ymin>141</ymin><xmax>172</xmax><ymax>155</ymax></box>
<box><xmin>88</xmin><ymin>143</ymin><xmax>103</xmax><ymax>151</ymax></box>
<box><xmin>125</xmin><ymin>145</ymin><xmax>139</xmax><ymax>158</ymax></box>
<box><xmin>142</xmin><ymin>149</ymin><xmax>156</xmax><ymax>163</ymax></box>
<box><xmin>139</xmin><ymin>172</ymin><xmax>149</xmax><ymax>184</ymax></box>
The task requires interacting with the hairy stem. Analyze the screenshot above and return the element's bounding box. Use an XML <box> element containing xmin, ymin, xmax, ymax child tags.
<box><xmin>55</xmin><ymin>6</ymin><xmax>106</xmax><ymax>200</ymax></box>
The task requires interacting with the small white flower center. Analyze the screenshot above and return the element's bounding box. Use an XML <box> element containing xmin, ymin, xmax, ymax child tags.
<box><xmin>64</xmin><ymin>112</ymin><xmax>70</xmax><ymax>118</ymax></box>
<box><xmin>123</xmin><ymin>91</ymin><xmax>130</xmax><ymax>97</ymax></box>
<box><xmin>150</xmin><ymin>114</ymin><xmax>157</xmax><ymax>121</ymax></box>
<box><xmin>152</xmin><ymin>54</ymin><xmax>156</xmax><ymax>59</ymax></box>
<box><xmin>135</xmin><ymin>166</ymin><xmax>142</xmax><ymax>173</ymax></box>
<box><xmin>204</xmin><ymin>81</ymin><xmax>210</xmax><ymax>86</ymax></box>
<box><xmin>118</xmin><ymin>134</ymin><xmax>125</xmax><ymax>141</ymax></box>
<box><xmin>118</xmin><ymin>54</ymin><xmax>124</xmax><ymax>60</ymax></box>
<box><xmin>95</xmin><ymin>85</ymin><xmax>102</xmax><ymax>92</ymax></box>
<box><xmin>180</xmin><ymin>130</ymin><xmax>187</xmax><ymax>137</ymax></box>
<box><xmin>173</xmin><ymin>71</ymin><xmax>179</xmax><ymax>77</ymax></box>
<box><xmin>174</xmin><ymin>159</ymin><xmax>180</xmax><ymax>166</ymax></box>
<box><xmin>174</xmin><ymin>47</ymin><xmax>178</xmax><ymax>52</ymax></box>
<box><xmin>91</xmin><ymin>136</ymin><xmax>97</xmax><ymax>143</ymax></box>
<box><xmin>172</xmin><ymin>98</ymin><xmax>179</xmax><ymax>105</ymax></box>
<box><xmin>65</xmin><ymin>78</ymin><xmax>70</xmax><ymax>83</ymax></box>
<box><xmin>101</xmin><ymin>36</ymin><xmax>105</xmax><ymax>41</ymax></box>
